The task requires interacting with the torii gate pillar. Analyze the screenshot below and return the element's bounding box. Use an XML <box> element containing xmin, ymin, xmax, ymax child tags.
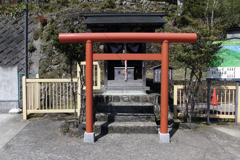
<box><xmin>84</xmin><ymin>40</ymin><xmax>95</xmax><ymax>143</ymax></box>
<box><xmin>159</xmin><ymin>40</ymin><xmax>170</xmax><ymax>143</ymax></box>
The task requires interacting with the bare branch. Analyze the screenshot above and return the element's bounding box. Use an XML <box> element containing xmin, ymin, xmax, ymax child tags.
<box><xmin>205</xmin><ymin>0</ymin><xmax>210</xmax><ymax>30</ymax></box>
<box><xmin>211</xmin><ymin>0</ymin><xmax>217</xmax><ymax>33</ymax></box>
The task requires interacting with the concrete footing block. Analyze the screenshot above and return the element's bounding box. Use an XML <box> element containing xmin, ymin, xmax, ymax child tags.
<box><xmin>158</xmin><ymin>131</ymin><xmax>170</xmax><ymax>143</ymax></box>
<box><xmin>84</xmin><ymin>131</ymin><xmax>95</xmax><ymax>143</ymax></box>
<box><xmin>9</xmin><ymin>108</ymin><xmax>22</xmax><ymax>114</ymax></box>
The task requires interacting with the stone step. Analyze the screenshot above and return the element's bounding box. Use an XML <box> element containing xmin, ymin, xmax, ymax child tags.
<box><xmin>94</xmin><ymin>121</ymin><xmax>158</xmax><ymax>134</ymax></box>
<box><xmin>95</xmin><ymin>113</ymin><xmax>156</xmax><ymax>122</ymax></box>
<box><xmin>95</xmin><ymin>103</ymin><xmax>154</xmax><ymax>113</ymax></box>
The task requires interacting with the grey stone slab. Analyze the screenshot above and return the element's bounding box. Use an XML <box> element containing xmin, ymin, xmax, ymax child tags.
<box><xmin>9</xmin><ymin>28</ymin><xmax>16</xmax><ymax>34</ymax></box>
<box><xmin>1</xmin><ymin>28</ymin><xmax>7</xmax><ymax>34</ymax></box>
<box><xmin>0</xmin><ymin>47</ymin><xmax>4</xmax><ymax>53</ymax></box>
<box><xmin>17</xmin><ymin>41</ymin><xmax>24</xmax><ymax>47</ymax></box>
<box><xmin>13</xmin><ymin>24</ymin><xmax>20</xmax><ymax>30</ymax></box>
<box><xmin>95</xmin><ymin>112</ymin><xmax>156</xmax><ymax>122</ymax></box>
<box><xmin>4</xmin><ymin>47</ymin><xmax>12</xmax><ymax>54</ymax></box>
<box><xmin>2</xmin><ymin>33</ymin><xmax>10</xmax><ymax>41</ymax></box>
<box><xmin>94</xmin><ymin>121</ymin><xmax>158</xmax><ymax>134</ymax></box>
<box><xmin>0</xmin><ymin>24</ymin><xmax>4</xmax><ymax>30</ymax></box>
<box><xmin>9</xmin><ymin>42</ymin><xmax>18</xmax><ymax>49</ymax></box>
<box><xmin>96</xmin><ymin>103</ymin><xmax>154</xmax><ymax>113</ymax></box>
<box><xmin>6</xmin><ymin>38</ymin><xmax>14</xmax><ymax>45</ymax></box>
<box><xmin>11</xmin><ymin>58</ymin><xmax>19</xmax><ymax>66</ymax></box>
<box><xmin>17</xmin><ymin>29</ymin><xmax>24</xmax><ymax>35</ymax></box>
<box><xmin>98</xmin><ymin>102</ymin><xmax>154</xmax><ymax>106</ymax></box>
<box><xmin>15</xmin><ymin>37</ymin><xmax>23</xmax><ymax>45</ymax></box>
<box><xmin>0</xmin><ymin>38</ymin><xmax>5</xmax><ymax>44</ymax></box>
<box><xmin>3</xmin><ymin>60</ymin><xmax>11</xmax><ymax>66</ymax></box>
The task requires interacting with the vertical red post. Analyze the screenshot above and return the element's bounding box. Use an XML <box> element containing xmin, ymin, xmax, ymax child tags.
<box><xmin>86</xmin><ymin>40</ymin><xmax>93</xmax><ymax>133</ymax></box>
<box><xmin>160</xmin><ymin>40</ymin><xmax>169</xmax><ymax>134</ymax></box>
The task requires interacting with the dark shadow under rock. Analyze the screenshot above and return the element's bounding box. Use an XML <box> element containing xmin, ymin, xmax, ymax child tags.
<box><xmin>68</xmin><ymin>123</ymin><xmax>85</xmax><ymax>138</ymax></box>
<box><xmin>59</xmin><ymin>122</ymin><xmax>70</xmax><ymax>134</ymax></box>
<box><xmin>179</xmin><ymin>123</ymin><xmax>200</xmax><ymax>130</ymax></box>
<box><xmin>189</xmin><ymin>123</ymin><xmax>199</xmax><ymax>129</ymax></box>
<box><xmin>43</xmin><ymin>113</ymin><xmax>72</xmax><ymax>120</ymax></box>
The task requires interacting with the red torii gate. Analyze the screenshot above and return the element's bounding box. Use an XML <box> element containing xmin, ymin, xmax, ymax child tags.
<box><xmin>59</xmin><ymin>33</ymin><xmax>197</xmax><ymax>143</ymax></box>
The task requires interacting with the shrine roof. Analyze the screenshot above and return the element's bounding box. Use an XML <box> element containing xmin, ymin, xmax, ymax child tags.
<box><xmin>82</xmin><ymin>13</ymin><xmax>168</xmax><ymax>25</ymax></box>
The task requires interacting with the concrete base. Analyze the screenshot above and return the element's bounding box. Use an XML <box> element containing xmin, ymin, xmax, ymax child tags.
<box><xmin>158</xmin><ymin>131</ymin><xmax>170</xmax><ymax>143</ymax></box>
<box><xmin>9</xmin><ymin>108</ymin><xmax>22</xmax><ymax>114</ymax></box>
<box><xmin>0</xmin><ymin>102</ymin><xmax>18</xmax><ymax>113</ymax></box>
<box><xmin>84</xmin><ymin>132</ymin><xmax>95</xmax><ymax>143</ymax></box>
<box><xmin>102</xmin><ymin>90</ymin><xmax>147</xmax><ymax>95</ymax></box>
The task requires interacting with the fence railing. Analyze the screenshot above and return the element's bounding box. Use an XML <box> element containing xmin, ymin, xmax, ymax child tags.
<box><xmin>174</xmin><ymin>85</ymin><xmax>240</xmax><ymax>122</ymax></box>
<box><xmin>22</xmin><ymin>61</ymin><xmax>101</xmax><ymax>120</ymax></box>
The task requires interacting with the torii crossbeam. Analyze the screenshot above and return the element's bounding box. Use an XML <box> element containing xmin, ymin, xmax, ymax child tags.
<box><xmin>59</xmin><ymin>33</ymin><xmax>197</xmax><ymax>143</ymax></box>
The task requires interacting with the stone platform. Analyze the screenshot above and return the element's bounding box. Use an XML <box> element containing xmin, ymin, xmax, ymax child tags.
<box><xmin>93</xmin><ymin>94</ymin><xmax>161</xmax><ymax>134</ymax></box>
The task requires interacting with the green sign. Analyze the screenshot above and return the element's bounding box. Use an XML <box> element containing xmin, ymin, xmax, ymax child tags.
<box><xmin>211</xmin><ymin>40</ymin><xmax>240</xmax><ymax>67</ymax></box>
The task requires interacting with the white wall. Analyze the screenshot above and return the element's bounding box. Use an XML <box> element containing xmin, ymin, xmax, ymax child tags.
<box><xmin>0</xmin><ymin>66</ymin><xmax>18</xmax><ymax>112</ymax></box>
<box><xmin>227</xmin><ymin>30</ymin><xmax>240</xmax><ymax>39</ymax></box>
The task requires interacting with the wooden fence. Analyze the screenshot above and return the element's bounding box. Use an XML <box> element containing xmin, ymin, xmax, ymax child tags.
<box><xmin>174</xmin><ymin>85</ymin><xmax>240</xmax><ymax>122</ymax></box>
<box><xmin>22</xmin><ymin>61</ymin><xmax>101</xmax><ymax>120</ymax></box>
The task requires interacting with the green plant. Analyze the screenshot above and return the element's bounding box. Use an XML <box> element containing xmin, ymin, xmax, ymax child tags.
<box><xmin>102</xmin><ymin>0</ymin><xmax>116</xmax><ymax>9</ymax></box>
<box><xmin>57</xmin><ymin>0</ymin><xmax>68</xmax><ymax>6</ymax></box>
<box><xmin>72</xmin><ymin>0</ymin><xmax>79</xmax><ymax>5</ymax></box>
<box><xmin>0</xmin><ymin>3</ymin><xmax>25</xmax><ymax>16</ymax></box>
<box><xmin>33</xmin><ymin>30</ymin><xmax>40</xmax><ymax>40</ymax></box>
<box><xmin>37</xmin><ymin>15</ymin><xmax>48</xmax><ymax>27</ymax></box>
<box><xmin>81</xmin><ymin>2</ymin><xmax>90</xmax><ymax>8</ymax></box>
<box><xmin>137</xmin><ymin>3</ymin><xmax>142</xmax><ymax>8</ymax></box>
<box><xmin>28</xmin><ymin>44</ymin><xmax>36</xmax><ymax>53</ymax></box>
<box><xmin>43</xmin><ymin>22</ymin><xmax>57</xmax><ymax>41</ymax></box>
<box><xmin>49</xmin><ymin>18</ymin><xmax>55</xmax><ymax>25</ymax></box>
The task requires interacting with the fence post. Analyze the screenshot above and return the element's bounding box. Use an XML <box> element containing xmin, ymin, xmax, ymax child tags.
<box><xmin>173</xmin><ymin>85</ymin><xmax>178</xmax><ymax>119</ymax></box>
<box><xmin>22</xmin><ymin>76</ymin><xmax>27</xmax><ymax>120</ymax></box>
<box><xmin>97</xmin><ymin>61</ymin><xmax>101</xmax><ymax>89</ymax></box>
<box><xmin>238</xmin><ymin>86</ymin><xmax>240</xmax><ymax>123</ymax></box>
<box><xmin>77</xmin><ymin>64</ymin><xmax>81</xmax><ymax>117</ymax></box>
<box><xmin>36</xmin><ymin>74</ymin><xmax>40</xmax><ymax>110</ymax></box>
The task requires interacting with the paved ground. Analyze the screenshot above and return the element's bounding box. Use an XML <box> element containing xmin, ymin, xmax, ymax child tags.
<box><xmin>0</xmin><ymin>113</ymin><xmax>240</xmax><ymax>160</ymax></box>
<box><xmin>0</xmin><ymin>114</ymin><xmax>29</xmax><ymax>149</ymax></box>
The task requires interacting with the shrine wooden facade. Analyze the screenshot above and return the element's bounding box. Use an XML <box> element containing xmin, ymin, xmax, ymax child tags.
<box><xmin>82</xmin><ymin>13</ymin><xmax>168</xmax><ymax>94</ymax></box>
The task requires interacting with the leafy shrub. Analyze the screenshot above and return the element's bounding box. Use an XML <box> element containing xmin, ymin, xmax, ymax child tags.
<box><xmin>0</xmin><ymin>3</ymin><xmax>25</xmax><ymax>16</ymax></box>
<box><xmin>28</xmin><ymin>44</ymin><xmax>36</xmax><ymax>53</ymax></box>
<box><xmin>102</xmin><ymin>0</ymin><xmax>116</xmax><ymax>9</ymax></box>
<box><xmin>57</xmin><ymin>0</ymin><xmax>68</xmax><ymax>6</ymax></box>
<box><xmin>43</xmin><ymin>23</ymin><xmax>57</xmax><ymax>41</ymax></box>
<box><xmin>81</xmin><ymin>2</ymin><xmax>90</xmax><ymax>8</ymax></box>
<box><xmin>37</xmin><ymin>15</ymin><xmax>48</xmax><ymax>27</ymax></box>
<box><xmin>33</xmin><ymin>30</ymin><xmax>40</xmax><ymax>40</ymax></box>
<box><xmin>72</xmin><ymin>0</ymin><xmax>79</xmax><ymax>5</ymax></box>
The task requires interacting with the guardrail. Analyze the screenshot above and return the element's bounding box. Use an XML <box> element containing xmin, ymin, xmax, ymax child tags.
<box><xmin>174</xmin><ymin>85</ymin><xmax>240</xmax><ymax>122</ymax></box>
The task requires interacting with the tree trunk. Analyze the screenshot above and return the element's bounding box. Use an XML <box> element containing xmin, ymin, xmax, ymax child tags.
<box><xmin>205</xmin><ymin>0</ymin><xmax>210</xmax><ymax>30</ymax></box>
<box><xmin>211</xmin><ymin>0</ymin><xmax>216</xmax><ymax>33</ymax></box>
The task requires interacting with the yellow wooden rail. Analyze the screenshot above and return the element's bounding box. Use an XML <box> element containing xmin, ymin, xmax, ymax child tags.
<box><xmin>22</xmin><ymin>62</ymin><xmax>101</xmax><ymax>120</ymax></box>
<box><xmin>173</xmin><ymin>85</ymin><xmax>240</xmax><ymax>123</ymax></box>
